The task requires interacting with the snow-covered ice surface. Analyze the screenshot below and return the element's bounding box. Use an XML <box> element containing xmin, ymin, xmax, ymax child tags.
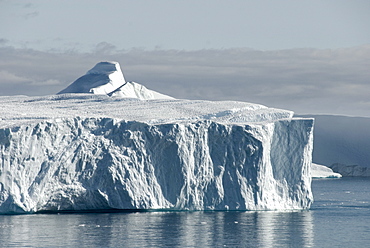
<box><xmin>311</xmin><ymin>163</ymin><xmax>342</xmax><ymax>178</ymax></box>
<box><xmin>0</xmin><ymin>95</ymin><xmax>293</xmax><ymax>129</ymax></box>
<box><xmin>0</xmin><ymin>62</ymin><xmax>314</xmax><ymax>214</ymax></box>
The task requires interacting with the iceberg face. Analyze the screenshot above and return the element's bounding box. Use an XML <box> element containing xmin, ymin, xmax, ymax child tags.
<box><xmin>0</xmin><ymin>95</ymin><xmax>314</xmax><ymax>213</ymax></box>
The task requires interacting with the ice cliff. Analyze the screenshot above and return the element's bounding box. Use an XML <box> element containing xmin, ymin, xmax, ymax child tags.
<box><xmin>0</xmin><ymin>62</ymin><xmax>314</xmax><ymax>214</ymax></box>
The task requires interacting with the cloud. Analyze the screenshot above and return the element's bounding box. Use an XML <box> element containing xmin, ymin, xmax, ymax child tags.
<box><xmin>23</xmin><ymin>2</ymin><xmax>33</xmax><ymax>8</ymax></box>
<box><xmin>0</xmin><ymin>70</ymin><xmax>33</xmax><ymax>95</ymax></box>
<box><xmin>94</xmin><ymin>42</ymin><xmax>117</xmax><ymax>55</ymax></box>
<box><xmin>0</xmin><ymin>69</ymin><xmax>63</xmax><ymax>96</ymax></box>
<box><xmin>23</xmin><ymin>11</ymin><xmax>39</xmax><ymax>19</ymax></box>
<box><xmin>0</xmin><ymin>70</ymin><xmax>31</xmax><ymax>84</ymax></box>
<box><xmin>30</xmin><ymin>79</ymin><xmax>61</xmax><ymax>86</ymax></box>
<box><xmin>0</xmin><ymin>39</ymin><xmax>8</xmax><ymax>45</ymax></box>
<box><xmin>0</xmin><ymin>45</ymin><xmax>369</xmax><ymax>116</ymax></box>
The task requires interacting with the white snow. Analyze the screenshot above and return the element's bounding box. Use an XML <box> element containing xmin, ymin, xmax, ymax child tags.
<box><xmin>311</xmin><ymin>163</ymin><xmax>342</xmax><ymax>178</ymax></box>
<box><xmin>0</xmin><ymin>62</ymin><xmax>314</xmax><ymax>213</ymax></box>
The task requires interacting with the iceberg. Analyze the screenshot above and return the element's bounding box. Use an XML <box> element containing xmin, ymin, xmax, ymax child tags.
<box><xmin>57</xmin><ymin>61</ymin><xmax>173</xmax><ymax>100</ymax></box>
<box><xmin>329</xmin><ymin>163</ymin><xmax>370</xmax><ymax>177</ymax></box>
<box><xmin>311</xmin><ymin>163</ymin><xmax>342</xmax><ymax>178</ymax></box>
<box><xmin>300</xmin><ymin>115</ymin><xmax>370</xmax><ymax>176</ymax></box>
<box><xmin>0</xmin><ymin>62</ymin><xmax>314</xmax><ymax>214</ymax></box>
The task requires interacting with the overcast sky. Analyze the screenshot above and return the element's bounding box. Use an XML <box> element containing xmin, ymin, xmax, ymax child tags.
<box><xmin>1</xmin><ymin>0</ymin><xmax>370</xmax><ymax>116</ymax></box>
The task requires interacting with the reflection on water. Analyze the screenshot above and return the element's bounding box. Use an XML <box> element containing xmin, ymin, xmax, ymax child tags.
<box><xmin>2</xmin><ymin>178</ymin><xmax>370</xmax><ymax>247</ymax></box>
<box><xmin>0</xmin><ymin>210</ymin><xmax>314</xmax><ymax>248</ymax></box>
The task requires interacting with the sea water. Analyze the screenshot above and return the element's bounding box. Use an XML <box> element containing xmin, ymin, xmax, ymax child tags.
<box><xmin>0</xmin><ymin>178</ymin><xmax>369</xmax><ymax>248</ymax></box>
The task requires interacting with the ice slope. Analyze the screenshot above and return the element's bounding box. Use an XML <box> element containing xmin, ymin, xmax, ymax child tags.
<box><xmin>0</xmin><ymin>94</ymin><xmax>314</xmax><ymax>213</ymax></box>
<box><xmin>57</xmin><ymin>61</ymin><xmax>173</xmax><ymax>100</ymax></box>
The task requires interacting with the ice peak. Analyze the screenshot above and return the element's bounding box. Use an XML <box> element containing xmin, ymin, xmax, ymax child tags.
<box><xmin>57</xmin><ymin>61</ymin><xmax>125</xmax><ymax>95</ymax></box>
<box><xmin>87</xmin><ymin>61</ymin><xmax>121</xmax><ymax>75</ymax></box>
<box><xmin>57</xmin><ymin>61</ymin><xmax>173</xmax><ymax>100</ymax></box>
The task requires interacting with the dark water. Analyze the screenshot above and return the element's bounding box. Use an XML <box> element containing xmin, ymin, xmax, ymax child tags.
<box><xmin>1</xmin><ymin>178</ymin><xmax>369</xmax><ymax>248</ymax></box>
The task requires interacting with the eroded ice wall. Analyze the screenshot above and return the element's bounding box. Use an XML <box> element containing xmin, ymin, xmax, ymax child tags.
<box><xmin>0</xmin><ymin>115</ymin><xmax>313</xmax><ymax>213</ymax></box>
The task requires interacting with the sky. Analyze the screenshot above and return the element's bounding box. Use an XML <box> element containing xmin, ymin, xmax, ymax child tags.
<box><xmin>1</xmin><ymin>0</ymin><xmax>370</xmax><ymax>116</ymax></box>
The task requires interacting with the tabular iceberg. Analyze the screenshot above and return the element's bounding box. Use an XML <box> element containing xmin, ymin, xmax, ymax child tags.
<box><xmin>0</xmin><ymin>62</ymin><xmax>314</xmax><ymax>214</ymax></box>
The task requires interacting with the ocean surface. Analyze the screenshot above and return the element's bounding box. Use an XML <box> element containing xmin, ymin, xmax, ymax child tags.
<box><xmin>1</xmin><ymin>177</ymin><xmax>369</xmax><ymax>248</ymax></box>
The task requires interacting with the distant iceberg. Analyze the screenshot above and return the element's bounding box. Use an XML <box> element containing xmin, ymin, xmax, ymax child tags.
<box><xmin>311</xmin><ymin>163</ymin><xmax>342</xmax><ymax>178</ymax></box>
<box><xmin>0</xmin><ymin>62</ymin><xmax>314</xmax><ymax>214</ymax></box>
<box><xmin>300</xmin><ymin>115</ymin><xmax>370</xmax><ymax>177</ymax></box>
<box><xmin>329</xmin><ymin>163</ymin><xmax>370</xmax><ymax>177</ymax></box>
